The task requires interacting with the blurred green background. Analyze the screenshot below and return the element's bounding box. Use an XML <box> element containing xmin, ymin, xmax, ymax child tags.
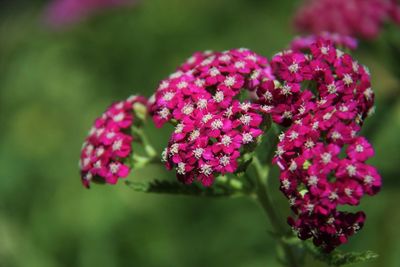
<box><xmin>0</xmin><ymin>0</ymin><xmax>399</xmax><ymax>266</ymax></box>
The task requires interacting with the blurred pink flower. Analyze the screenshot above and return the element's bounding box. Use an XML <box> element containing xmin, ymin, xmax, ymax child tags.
<box><xmin>294</xmin><ymin>0</ymin><xmax>400</xmax><ymax>39</ymax></box>
<box><xmin>44</xmin><ymin>0</ymin><xmax>138</xmax><ymax>28</ymax></box>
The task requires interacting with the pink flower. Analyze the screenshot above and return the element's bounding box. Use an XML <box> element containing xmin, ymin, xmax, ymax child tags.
<box><xmin>347</xmin><ymin>137</ymin><xmax>375</xmax><ymax>161</ymax></box>
<box><xmin>294</xmin><ymin>0</ymin><xmax>397</xmax><ymax>39</ymax></box>
<box><xmin>266</xmin><ymin>37</ymin><xmax>381</xmax><ymax>251</ymax></box>
<box><xmin>154</xmin><ymin>49</ymin><xmax>272</xmax><ymax>186</ymax></box>
<box><xmin>44</xmin><ymin>0</ymin><xmax>138</xmax><ymax>28</ymax></box>
<box><xmin>291</xmin><ymin>33</ymin><xmax>358</xmax><ymax>51</ymax></box>
<box><xmin>79</xmin><ymin>95</ymin><xmax>148</xmax><ymax>188</ymax></box>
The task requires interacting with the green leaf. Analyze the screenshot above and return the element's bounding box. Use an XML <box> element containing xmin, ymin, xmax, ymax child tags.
<box><xmin>304</xmin><ymin>241</ymin><xmax>378</xmax><ymax>266</ymax></box>
<box><xmin>125</xmin><ymin>179</ymin><xmax>249</xmax><ymax>197</ymax></box>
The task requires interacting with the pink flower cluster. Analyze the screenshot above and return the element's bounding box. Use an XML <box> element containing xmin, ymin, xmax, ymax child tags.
<box><xmin>150</xmin><ymin>49</ymin><xmax>273</xmax><ymax>186</ymax></box>
<box><xmin>294</xmin><ymin>0</ymin><xmax>400</xmax><ymax>39</ymax></box>
<box><xmin>259</xmin><ymin>38</ymin><xmax>381</xmax><ymax>251</ymax></box>
<box><xmin>290</xmin><ymin>33</ymin><xmax>358</xmax><ymax>52</ymax></box>
<box><xmin>79</xmin><ymin>95</ymin><xmax>147</xmax><ymax>188</ymax></box>
<box><xmin>44</xmin><ymin>0</ymin><xmax>137</xmax><ymax>28</ymax></box>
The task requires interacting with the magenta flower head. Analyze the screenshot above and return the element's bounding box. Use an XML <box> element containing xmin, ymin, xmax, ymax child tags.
<box><xmin>262</xmin><ymin>37</ymin><xmax>381</xmax><ymax>251</ymax></box>
<box><xmin>79</xmin><ymin>95</ymin><xmax>148</xmax><ymax>188</ymax></box>
<box><xmin>150</xmin><ymin>49</ymin><xmax>273</xmax><ymax>186</ymax></box>
<box><xmin>44</xmin><ymin>0</ymin><xmax>138</xmax><ymax>28</ymax></box>
<box><xmin>290</xmin><ymin>33</ymin><xmax>358</xmax><ymax>52</ymax></box>
<box><xmin>294</xmin><ymin>0</ymin><xmax>398</xmax><ymax>39</ymax></box>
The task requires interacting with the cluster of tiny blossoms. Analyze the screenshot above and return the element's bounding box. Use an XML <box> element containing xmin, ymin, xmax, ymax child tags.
<box><xmin>258</xmin><ymin>38</ymin><xmax>381</xmax><ymax>251</ymax></box>
<box><xmin>79</xmin><ymin>95</ymin><xmax>147</xmax><ymax>188</ymax></box>
<box><xmin>44</xmin><ymin>0</ymin><xmax>137</xmax><ymax>28</ymax></box>
<box><xmin>150</xmin><ymin>48</ymin><xmax>273</xmax><ymax>186</ymax></box>
<box><xmin>294</xmin><ymin>0</ymin><xmax>400</xmax><ymax>39</ymax></box>
<box><xmin>290</xmin><ymin>32</ymin><xmax>358</xmax><ymax>52</ymax></box>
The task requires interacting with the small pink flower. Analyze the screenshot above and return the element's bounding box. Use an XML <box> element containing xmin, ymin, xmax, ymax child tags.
<box><xmin>347</xmin><ymin>137</ymin><xmax>375</xmax><ymax>161</ymax></box>
<box><xmin>153</xmin><ymin>49</ymin><xmax>272</xmax><ymax>186</ymax></box>
<box><xmin>79</xmin><ymin>95</ymin><xmax>148</xmax><ymax>188</ymax></box>
<box><xmin>294</xmin><ymin>0</ymin><xmax>397</xmax><ymax>39</ymax></box>
<box><xmin>267</xmin><ymin>37</ymin><xmax>380</xmax><ymax>251</ymax></box>
<box><xmin>291</xmin><ymin>33</ymin><xmax>358</xmax><ymax>51</ymax></box>
<box><xmin>44</xmin><ymin>0</ymin><xmax>138</xmax><ymax>28</ymax></box>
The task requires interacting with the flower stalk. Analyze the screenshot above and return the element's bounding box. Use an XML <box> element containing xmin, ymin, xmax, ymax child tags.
<box><xmin>251</xmin><ymin>157</ymin><xmax>301</xmax><ymax>267</ymax></box>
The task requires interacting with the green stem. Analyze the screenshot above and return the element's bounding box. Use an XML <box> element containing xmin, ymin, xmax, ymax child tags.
<box><xmin>252</xmin><ymin>157</ymin><xmax>300</xmax><ymax>267</ymax></box>
<box><xmin>132</xmin><ymin>127</ymin><xmax>157</xmax><ymax>158</ymax></box>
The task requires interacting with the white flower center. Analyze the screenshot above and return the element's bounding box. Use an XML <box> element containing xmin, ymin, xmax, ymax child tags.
<box><xmin>202</xmin><ymin>113</ymin><xmax>213</xmax><ymax>123</ymax></box>
<box><xmin>197</xmin><ymin>98</ymin><xmax>208</xmax><ymax>109</ymax></box>
<box><xmin>242</xmin><ymin>133</ymin><xmax>254</xmax><ymax>144</ymax></box>
<box><xmin>289</xmin><ymin>131</ymin><xmax>299</xmax><ymax>141</ymax></box>
<box><xmin>364</xmin><ymin>88</ymin><xmax>373</xmax><ymax>100</ymax></box>
<box><xmin>193</xmin><ymin>148</ymin><xmax>204</xmax><ymax>159</ymax></box>
<box><xmin>275</xmin><ymin>146</ymin><xmax>285</xmax><ymax>156</ymax></box>
<box><xmin>221</xmin><ymin>135</ymin><xmax>232</xmax><ymax>146</ymax></box>
<box><xmin>224</xmin><ymin>76</ymin><xmax>236</xmax><ymax>87</ymax></box>
<box><xmin>327</xmin><ymin>217</ymin><xmax>335</xmax><ymax>224</ymax></box>
<box><xmin>163</xmin><ymin>91</ymin><xmax>175</xmax><ymax>101</ymax></box>
<box><xmin>161</xmin><ymin>148</ymin><xmax>168</xmax><ymax>162</ymax></box>
<box><xmin>113</xmin><ymin>113</ymin><xmax>125</xmax><ymax>122</ymax></box>
<box><xmin>224</xmin><ymin>107</ymin><xmax>233</xmax><ymax>118</ymax></box>
<box><xmin>261</xmin><ymin>105</ymin><xmax>273</xmax><ymax>112</ymax></box>
<box><xmin>321</xmin><ymin>152</ymin><xmax>332</xmax><ymax>164</ymax></box>
<box><xmin>195</xmin><ymin>79</ymin><xmax>205</xmax><ymax>87</ymax></box>
<box><xmin>106</xmin><ymin>132</ymin><xmax>116</xmax><ymax>139</ymax></box>
<box><xmin>219</xmin><ymin>155</ymin><xmax>230</xmax><ymax>167</ymax></box>
<box><xmin>209</xmin><ymin>67</ymin><xmax>220</xmax><ymax>76</ymax></box>
<box><xmin>306</xmin><ymin>203</ymin><xmax>314</xmax><ymax>213</ymax></box>
<box><xmin>346</xmin><ymin>165</ymin><xmax>357</xmax><ymax>176</ymax></box>
<box><xmin>240</xmin><ymin>102</ymin><xmax>251</xmax><ymax>111</ymax></box>
<box><xmin>211</xmin><ymin>119</ymin><xmax>223</xmax><ymax>130</ymax></box>
<box><xmin>189</xmin><ymin>130</ymin><xmax>200</xmax><ymax>141</ymax></box>
<box><xmin>109</xmin><ymin>163</ymin><xmax>120</xmax><ymax>174</ymax></box>
<box><xmin>240</xmin><ymin>115</ymin><xmax>252</xmax><ymax>126</ymax></box>
<box><xmin>174</xmin><ymin>123</ymin><xmax>184</xmax><ymax>133</ymax></box>
<box><xmin>200</xmin><ymin>164</ymin><xmax>213</xmax><ymax>176</ymax></box>
<box><xmin>246</xmin><ymin>55</ymin><xmax>257</xmax><ymax>62</ymax></box>
<box><xmin>159</xmin><ymin>81</ymin><xmax>169</xmax><ymax>90</ymax></box>
<box><xmin>282</xmin><ymin>111</ymin><xmax>292</xmax><ymax>119</ymax></box>
<box><xmin>264</xmin><ymin>91</ymin><xmax>273</xmax><ymax>101</ymax></box>
<box><xmin>213</xmin><ymin>91</ymin><xmax>224</xmax><ymax>103</ymax></box>
<box><xmin>329</xmin><ymin>191</ymin><xmax>339</xmax><ymax>200</ymax></box>
<box><xmin>343</xmin><ymin>74</ymin><xmax>353</xmax><ymax>86</ymax></box>
<box><xmin>219</xmin><ymin>55</ymin><xmax>231</xmax><ymax>62</ymax></box>
<box><xmin>289</xmin><ymin>160</ymin><xmax>297</xmax><ymax>172</ymax></box>
<box><xmin>94</xmin><ymin>160</ymin><xmax>102</xmax><ymax>169</ymax></box>
<box><xmin>96</xmin><ymin>147</ymin><xmax>105</xmax><ymax>157</ymax></box>
<box><xmin>182</xmin><ymin>104</ymin><xmax>194</xmax><ymax>115</ymax></box>
<box><xmin>344</xmin><ymin>187</ymin><xmax>353</xmax><ymax>197</ymax></box>
<box><xmin>305</xmin><ymin>139</ymin><xmax>315</xmax><ymax>149</ymax></box>
<box><xmin>169</xmin><ymin>143</ymin><xmax>179</xmax><ymax>155</ymax></box>
<box><xmin>308</xmin><ymin>175</ymin><xmax>318</xmax><ymax>186</ymax></box>
<box><xmin>281</xmin><ymin>84</ymin><xmax>292</xmax><ymax>96</ymax></box>
<box><xmin>112</xmin><ymin>140</ymin><xmax>122</xmax><ymax>151</ymax></box>
<box><xmin>177</xmin><ymin>162</ymin><xmax>186</xmax><ymax>175</ymax></box>
<box><xmin>158</xmin><ymin>107</ymin><xmax>170</xmax><ymax>119</ymax></box>
<box><xmin>355</xmin><ymin>144</ymin><xmax>364</xmax><ymax>152</ymax></box>
<box><xmin>288</xmin><ymin>63</ymin><xmax>299</xmax><ymax>73</ymax></box>
<box><xmin>235</xmin><ymin>61</ymin><xmax>245</xmax><ymax>68</ymax></box>
<box><xmin>327</xmin><ymin>83</ymin><xmax>337</xmax><ymax>94</ymax></box>
<box><xmin>282</xmin><ymin>179</ymin><xmax>291</xmax><ymax>190</ymax></box>
<box><xmin>82</xmin><ymin>158</ymin><xmax>90</xmax><ymax>168</ymax></box>
<box><xmin>331</xmin><ymin>131</ymin><xmax>342</xmax><ymax>140</ymax></box>
<box><xmin>364</xmin><ymin>175</ymin><xmax>374</xmax><ymax>185</ymax></box>
<box><xmin>177</xmin><ymin>81</ymin><xmax>188</xmax><ymax>89</ymax></box>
